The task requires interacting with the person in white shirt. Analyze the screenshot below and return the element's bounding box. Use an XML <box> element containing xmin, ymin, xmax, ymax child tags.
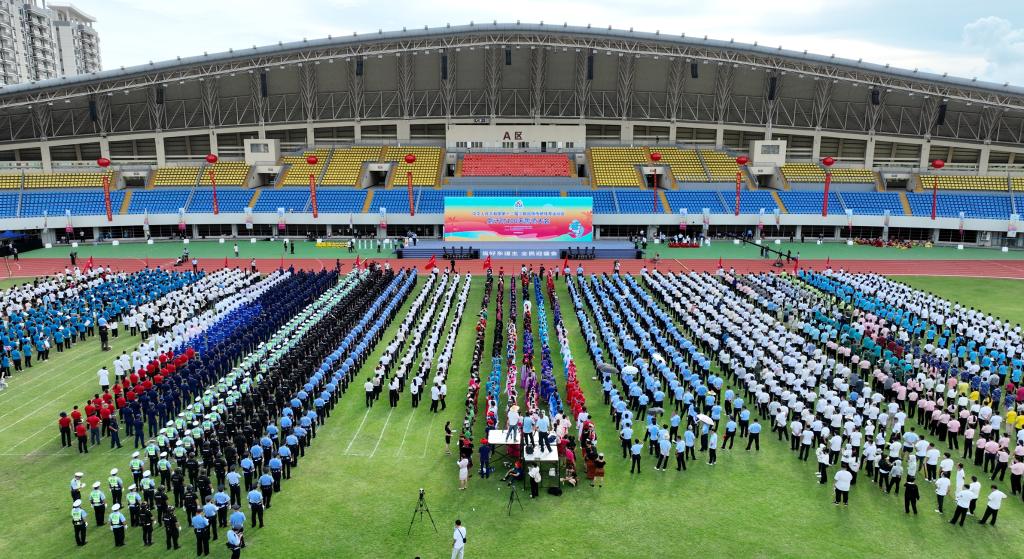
<box><xmin>451</xmin><ymin>519</ymin><xmax>467</xmax><ymax>559</ymax></box>
<box><xmin>934</xmin><ymin>472</ymin><xmax>951</xmax><ymax>514</ymax></box>
<box><xmin>363</xmin><ymin>378</ymin><xmax>374</xmax><ymax>408</ymax></box>
<box><xmin>968</xmin><ymin>477</ymin><xmax>982</xmax><ymax>515</ymax></box>
<box><xmin>978</xmin><ymin>485</ymin><xmax>1006</xmax><ymax>526</ymax></box>
<box><xmin>833</xmin><ymin>466</ymin><xmax>853</xmax><ymax>506</ymax></box>
<box><xmin>97</xmin><ymin>367</ymin><xmax>110</xmax><ymax>391</ymax></box>
<box><xmin>949</xmin><ymin>486</ymin><xmax>974</xmax><ymax>526</ymax></box>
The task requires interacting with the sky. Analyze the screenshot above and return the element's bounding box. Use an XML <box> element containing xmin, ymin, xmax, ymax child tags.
<box><xmin>69</xmin><ymin>0</ymin><xmax>1024</xmax><ymax>86</ymax></box>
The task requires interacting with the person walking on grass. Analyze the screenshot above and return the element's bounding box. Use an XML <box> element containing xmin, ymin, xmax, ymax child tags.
<box><xmin>457</xmin><ymin>456</ymin><xmax>469</xmax><ymax>490</ymax></box>
<box><xmin>444</xmin><ymin>421</ymin><xmax>453</xmax><ymax>455</ymax></box>
<box><xmin>833</xmin><ymin>465</ymin><xmax>852</xmax><ymax>507</ymax></box>
<box><xmin>904</xmin><ymin>477</ymin><xmax>920</xmax><ymax>514</ymax></box>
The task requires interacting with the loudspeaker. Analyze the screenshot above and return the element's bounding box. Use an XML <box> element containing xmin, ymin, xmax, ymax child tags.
<box><xmin>586</xmin><ymin>52</ymin><xmax>594</xmax><ymax>80</ymax></box>
<box><xmin>871</xmin><ymin>89</ymin><xmax>880</xmax><ymax>106</ymax></box>
<box><xmin>505</xmin><ymin>48</ymin><xmax>511</xmax><ymax>66</ymax></box>
<box><xmin>155</xmin><ymin>87</ymin><xmax>164</xmax><ymax>105</ymax></box>
<box><xmin>259</xmin><ymin>73</ymin><xmax>268</xmax><ymax>98</ymax></box>
<box><xmin>690</xmin><ymin>62</ymin><xmax>699</xmax><ymax>79</ymax></box>
<box><xmin>937</xmin><ymin>103</ymin><xmax>947</xmax><ymax>126</ymax></box>
<box><xmin>355</xmin><ymin>58</ymin><xmax>363</xmax><ymax>76</ymax></box>
<box><xmin>768</xmin><ymin>77</ymin><xmax>778</xmax><ymax>101</ymax></box>
<box><xmin>88</xmin><ymin>99</ymin><xmax>97</xmax><ymax>122</ymax></box>
<box><xmin>441</xmin><ymin>54</ymin><xmax>448</xmax><ymax>80</ymax></box>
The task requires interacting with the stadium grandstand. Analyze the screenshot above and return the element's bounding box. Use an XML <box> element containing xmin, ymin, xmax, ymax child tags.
<box><xmin>0</xmin><ymin>22</ymin><xmax>1014</xmax><ymax>246</ymax></box>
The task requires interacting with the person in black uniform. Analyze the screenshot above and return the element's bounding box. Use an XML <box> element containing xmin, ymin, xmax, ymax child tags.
<box><xmin>138</xmin><ymin>500</ymin><xmax>154</xmax><ymax>546</ymax></box>
<box><xmin>163</xmin><ymin>506</ymin><xmax>180</xmax><ymax>550</ymax></box>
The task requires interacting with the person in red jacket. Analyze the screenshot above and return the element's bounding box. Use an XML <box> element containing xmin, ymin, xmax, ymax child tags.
<box><xmin>58</xmin><ymin>412</ymin><xmax>73</xmax><ymax>447</ymax></box>
<box><xmin>99</xmin><ymin>406</ymin><xmax>113</xmax><ymax>436</ymax></box>
<box><xmin>86</xmin><ymin>414</ymin><xmax>101</xmax><ymax>446</ymax></box>
<box><xmin>70</xmin><ymin>406</ymin><xmax>83</xmax><ymax>425</ymax></box>
<box><xmin>75</xmin><ymin>422</ymin><xmax>89</xmax><ymax>453</ymax></box>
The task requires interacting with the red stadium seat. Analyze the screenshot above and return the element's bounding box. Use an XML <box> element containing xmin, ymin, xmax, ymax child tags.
<box><xmin>461</xmin><ymin>154</ymin><xmax>571</xmax><ymax>177</ymax></box>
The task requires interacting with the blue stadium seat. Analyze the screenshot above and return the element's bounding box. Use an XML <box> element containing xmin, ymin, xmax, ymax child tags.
<box><xmin>187</xmin><ymin>188</ymin><xmax>253</xmax><ymax>213</ymax></box>
<box><xmin>467</xmin><ymin>189</ymin><xmax>562</xmax><ymax>198</ymax></box>
<box><xmin>723</xmin><ymin>191</ymin><xmax>777</xmax><ymax>214</ymax></box>
<box><xmin>415</xmin><ymin>189</ymin><xmax>465</xmax><ymax>214</ymax></box>
<box><xmin>906</xmin><ymin>193</ymin><xmax>1011</xmax><ymax>219</ymax></box>
<box><xmin>253</xmin><ymin>189</ymin><xmax>309</xmax><ymax>213</ymax></box>
<box><xmin>0</xmin><ymin>192</ymin><xmax>17</xmax><ymax>217</ymax></box>
<box><xmin>778</xmin><ymin>191</ymin><xmax>841</xmax><ymax>214</ymax></box>
<box><xmin>369</xmin><ymin>190</ymin><xmax>412</xmax><ymax>214</ymax></box>
<box><xmin>664</xmin><ymin>191</ymin><xmax>727</xmax><ymax>214</ymax></box>
<box><xmin>838</xmin><ymin>192</ymin><xmax>905</xmax><ymax>215</ymax></box>
<box><xmin>126</xmin><ymin>189</ymin><xmax>190</xmax><ymax>215</ymax></box>
<box><xmin>21</xmin><ymin>190</ymin><xmax>127</xmax><ymax>217</ymax></box>
<box><xmin>313</xmin><ymin>190</ymin><xmax>367</xmax><ymax>213</ymax></box>
<box><xmin>614</xmin><ymin>189</ymin><xmax>663</xmax><ymax>213</ymax></box>
<box><xmin>567</xmin><ymin>190</ymin><xmax>614</xmax><ymax>214</ymax></box>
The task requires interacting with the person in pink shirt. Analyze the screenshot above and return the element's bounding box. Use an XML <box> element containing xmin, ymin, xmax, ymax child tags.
<box><xmin>964</xmin><ymin>427</ymin><xmax>976</xmax><ymax>460</ymax></box>
<box><xmin>938</xmin><ymin>413</ymin><xmax>951</xmax><ymax>442</ymax></box>
<box><xmin>916</xmin><ymin>397</ymin><xmax>928</xmax><ymax>423</ymax></box>
<box><xmin>1010</xmin><ymin>457</ymin><xmax>1024</xmax><ymax>495</ymax></box>
<box><xmin>993</xmin><ymin>448</ymin><xmax>1011</xmax><ymax>481</ymax></box>
<box><xmin>983</xmin><ymin>440</ymin><xmax>1000</xmax><ymax>472</ymax></box>
<box><xmin>975</xmin><ymin>437</ymin><xmax>988</xmax><ymax>467</ymax></box>
<box><xmin>947</xmin><ymin>418</ymin><xmax>961</xmax><ymax>450</ymax></box>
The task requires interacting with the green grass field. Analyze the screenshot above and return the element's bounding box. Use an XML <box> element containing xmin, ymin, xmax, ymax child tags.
<box><xmin>1</xmin><ymin>274</ymin><xmax>1023</xmax><ymax>558</ymax></box>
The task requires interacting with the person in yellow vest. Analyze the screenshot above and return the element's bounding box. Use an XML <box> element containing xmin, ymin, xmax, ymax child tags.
<box><xmin>109</xmin><ymin>503</ymin><xmax>127</xmax><ymax>547</ymax></box>
<box><xmin>89</xmin><ymin>481</ymin><xmax>107</xmax><ymax>526</ymax></box>
<box><xmin>71</xmin><ymin>499</ymin><xmax>88</xmax><ymax>546</ymax></box>
<box><xmin>125</xmin><ymin>485</ymin><xmax>141</xmax><ymax>527</ymax></box>
<box><xmin>108</xmin><ymin>468</ymin><xmax>124</xmax><ymax>507</ymax></box>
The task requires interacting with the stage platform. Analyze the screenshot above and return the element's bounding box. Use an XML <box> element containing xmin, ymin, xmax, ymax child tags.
<box><xmin>399</xmin><ymin>240</ymin><xmax>639</xmax><ymax>260</ymax></box>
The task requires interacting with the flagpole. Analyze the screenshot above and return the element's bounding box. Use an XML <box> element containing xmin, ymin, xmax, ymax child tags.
<box><xmin>206</xmin><ymin>153</ymin><xmax>220</xmax><ymax>215</ymax></box>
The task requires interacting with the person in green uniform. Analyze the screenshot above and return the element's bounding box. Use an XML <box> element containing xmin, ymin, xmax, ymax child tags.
<box><xmin>71</xmin><ymin>499</ymin><xmax>88</xmax><ymax>546</ymax></box>
<box><xmin>89</xmin><ymin>481</ymin><xmax>106</xmax><ymax>526</ymax></box>
<box><xmin>109</xmin><ymin>504</ymin><xmax>127</xmax><ymax>547</ymax></box>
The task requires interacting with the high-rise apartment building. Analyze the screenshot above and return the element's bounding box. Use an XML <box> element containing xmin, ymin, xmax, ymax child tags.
<box><xmin>0</xmin><ymin>0</ymin><xmax>99</xmax><ymax>85</ymax></box>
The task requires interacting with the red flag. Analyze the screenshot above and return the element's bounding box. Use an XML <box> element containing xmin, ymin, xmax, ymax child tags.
<box><xmin>825</xmin><ymin>256</ymin><xmax>831</xmax><ymax>268</ymax></box>
<box><xmin>562</xmin><ymin>256</ymin><xmax>569</xmax><ymax>271</ymax></box>
<box><xmin>482</xmin><ymin>255</ymin><xmax>492</xmax><ymax>271</ymax></box>
<box><xmin>279</xmin><ymin>256</ymin><xmax>284</xmax><ymax>269</ymax></box>
<box><xmin>224</xmin><ymin>256</ymin><xmax>228</xmax><ymax>268</ymax></box>
<box><xmin>792</xmin><ymin>256</ymin><xmax>799</xmax><ymax>274</ymax></box>
<box><xmin>86</xmin><ymin>255</ymin><xmax>94</xmax><ymax>270</ymax></box>
<box><xmin>354</xmin><ymin>256</ymin><xmax>361</xmax><ymax>269</ymax></box>
<box><xmin>717</xmin><ymin>257</ymin><xmax>723</xmax><ymax>269</ymax></box>
<box><xmin>425</xmin><ymin>254</ymin><xmax>436</xmax><ymax>271</ymax></box>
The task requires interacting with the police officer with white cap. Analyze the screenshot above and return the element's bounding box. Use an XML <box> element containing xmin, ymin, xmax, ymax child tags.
<box><xmin>109</xmin><ymin>503</ymin><xmax>127</xmax><ymax>547</ymax></box>
<box><xmin>70</xmin><ymin>472</ymin><xmax>85</xmax><ymax>502</ymax></box>
<box><xmin>89</xmin><ymin>481</ymin><xmax>107</xmax><ymax>526</ymax></box>
<box><xmin>140</xmin><ymin>470</ymin><xmax>157</xmax><ymax>506</ymax></box>
<box><xmin>125</xmin><ymin>484</ymin><xmax>141</xmax><ymax>526</ymax></box>
<box><xmin>71</xmin><ymin>499</ymin><xmax>88</xmax><ymax>546</ymax></box>
<box><xmin>129</xmin><ymin>451</ymin><xmax>145</xmax><ymax>486</ymax></box>
<box><xmin>108</xmin><ymin>468</ymin><xmax>124</xmax><ymax>506</ymax></box>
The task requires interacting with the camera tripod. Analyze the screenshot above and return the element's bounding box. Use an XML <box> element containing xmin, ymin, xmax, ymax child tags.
<box><xmin>407</xmin><ymin>490</ymin><xmax>437</xmax><ymax>534</ymax></box>
<box><xmin>505</xmin><ymin>481</ymin><xmax>523</xmax><ymax>516</ymax></box>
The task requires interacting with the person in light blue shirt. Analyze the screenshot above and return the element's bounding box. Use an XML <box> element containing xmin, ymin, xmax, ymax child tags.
<box><xmin>669</xmin><ymin>413</ymin><xmax>682</xmax><ymax>439</ymax></box>
<box><xmin>258</xmin><ymin>469</ymin><xmax>274</xmax><ymax>508</ymax></box>
<box><xmin>708</xmin><ymin>432</ymin><xmax>719</xmax><ymax>465</ymax></box>
<box><xmin>228</xmin><ymin>505</ymin><xmax>245</xmax><ymax>530</ymax></box>
<box><xmin>645</xmin><ymin>422</ymin><xmax>660</xmax><ymax>455</ymax></box>
<box><xmin>213</xmin><ymin>488</ymin><xmax>230</xmax><ymax>529</ymax></box>
<box><xmin>724</xmin><ymin>418</ymin><xmax>738</xmax><ymax>449</ymax></box>
<box><xmin>657</xmin><ymin>437</ymin><xmax>672</xmax><ymax>470</ymax></box>
<box><xmin>620</xmin><ymin>425</ymin><xmax>633</xmax><ymax>458</ymax></box>
<box><xmin>239</xmin><ymin>456</ymin><xmax>256</xmax><ymax>491</ymax></box>
<box><xmin>226</xmin><ymin>527</ymin><xmax>244</xmax><ymax>558</ymax></box>
<box><xmin>536</xmin><ymin>412</ymin><xmax>552</xmax><ymax>453</ymax></box>
<box><xmin>202</xmin><ymin>496</ymin><xmax>219</xmax><ymax>541</ymax></box>
<box><xmin>246</xmin><ymin>489</ymin><xmax>264</xmax><ymax>528</ymax></box>
<box><xmin>191</xmin><ymin>512</ymin><xmax>210</xmax><ymax>556</ymax></box>
<box><xmin>739</xmin><ymin>408</ymin><xmax>751</xmax><ymax>436</ymax></box>
<box><xmin>277</xmin><ymin>445</ymin><xmax>292</xmax><ymax>478</ymax></box>
<box><xmin>675</xmin><ymin>439</ymin><xmax>688</xmax><ymax>471</ymax></box>
<box><xmin>522</xmin><ymin>413</ymin><xmax>535</xmax><ymax>447</ymax></box>
<box><xmin>747</xmin><ymin>420</ymin><xmax>762</xmax><ymax>451</ymax></box>
<box><xmin>225</xmin><ymin>468</ymin><xmax>242</xmax><ymax>506</ymax></box>
<box><xmin>268</xmin><ymin>455</ymin><xmax>283</xmax><ymax>492</ymax></box>
<box><xmin>630</xmin><ymin>440</ymin><xmax>643</xmax><ymax>473</ymax></box>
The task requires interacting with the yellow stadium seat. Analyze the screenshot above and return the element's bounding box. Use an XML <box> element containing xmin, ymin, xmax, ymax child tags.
<box><xmin>384</xmin><ymin>146</ymin><xmax>442</xmax><ymax>187</ymax></box>
<box><xmin>200</xmin><ymin>162</ymin><xmax>250</xmax><ymax>186</ymax></box>
<box><xmin>279</xmin><ymin>148</ymin><xmax>331</xmax><ymax>186</ymax></box>
<box><xmin>24</xmin><ymin>171</ymin><xmax>113</xmax><ymax>189</ymax></box>
<box><xmin>589</xmin><ymin>147</ymin><xmax>647</xmax><ymax>187</ymax></box>
<box><xmin>0</xmin><ymin>174</ymin><xmax>21</xmax><ymax>189</ymax></box>
<box><xmin>151</xmin><ymin>166</ymin><xmax>201</xmax><ymax>187</ymax></box>
<box><xmin>922</xmin><ymin>175</ymin><xmax>1008</xmax><ymax>191</ymax></box>
<box><xmin>322</xmin><ymin>146</ymin><xmax>382</xmax><ymax>186</ymax></box>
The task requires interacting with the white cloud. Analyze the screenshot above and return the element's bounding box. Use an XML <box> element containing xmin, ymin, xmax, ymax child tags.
<box><xmin>961</xmin><ymin>16</ymin><xmax>1024</xmax><ymax>84</ymax></box>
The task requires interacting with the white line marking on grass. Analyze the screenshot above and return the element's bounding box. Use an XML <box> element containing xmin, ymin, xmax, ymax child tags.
<box><xmin>344</xmin><ymin>408</ymin><xmax>372</xmax><ymax>454</ymax></box>
<box><xmin>0</xmin><ymin>367</ymin><xmax>101</xmax><ymax>419</ymax></box>
<box><xmin>395</xmin><ymin>411</ymin><xmax>416</xmax><ymax>457</ymax></box>
<box><xmin>422</xmin><ymin>413</ymin><xmax>436</xmax><ymax>458</ymax></box>
<box><xmin>369</xmin><ymin>409</ymin><xmax>393</xmax><ymax>458</ymax></box>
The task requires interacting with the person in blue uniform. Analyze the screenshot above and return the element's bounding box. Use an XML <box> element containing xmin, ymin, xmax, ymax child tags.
<box><xmin>191</xmin><ymin>510</ymin><xmax>210</xmax><ymax>556</ymax></box>
<box><xmin>246</xmin><ymin>488</ymin><xmax>264</xmax><ymax>528</ymax></box>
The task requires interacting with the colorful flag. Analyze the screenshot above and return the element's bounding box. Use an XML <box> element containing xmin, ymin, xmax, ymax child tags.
<box><xmin>425</xmin><ymin>254</ymin><xmax>437</xmax><ymax>270</ymax></box>
<box><xmin>354</xmin><ymin>256</ymin><xmax>361</xmax><ymax>269</ymax></box>
<box><xmin>482</xmin><ymin>255</ymin><xmax>492</xmax><ymax>271</ymax></box>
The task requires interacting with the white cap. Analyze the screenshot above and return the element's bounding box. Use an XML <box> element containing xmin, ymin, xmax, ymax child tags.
<box><xmin>109</xmin><ymin>468</ymin><xmax>118</xmax><ymax>475</ymax></box>
<box><xmin>73</xmin><ymin>499</ymin><xmax>82</xmax><ymax>507</ymax></box>
<box><xmin>131</xmin><ymin>451</ymin><xmax>140</xmax><ymax>458</ymax></box>
<box><xmin>92</xmin><ymin>481</ymin><xmax>101</xmax><ymax>488</ymax></box>
<box><xmin>112</xmin><ymin>504</ymin><xmax>121</xmax><ymax>511</ymax></box>
<box><xmin>143</xmin><ymin>471</ymin><xmax>151</xmax><ymax>477</ymax></box>
<box><xmin>160</xmin><ymin>451</ymin><xmax>167</xmax><ymax>457</ymax></box>
<box><xmin>74</xmin><ymin>472</ymin><xmax>84</xmax><ymax>477</ymax></box>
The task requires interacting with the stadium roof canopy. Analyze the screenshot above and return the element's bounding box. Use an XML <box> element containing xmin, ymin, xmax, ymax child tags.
<box><xmin>1</xmin><ymin>22</ymin><xmax>1021</xmax><ymax>147</ymax></box>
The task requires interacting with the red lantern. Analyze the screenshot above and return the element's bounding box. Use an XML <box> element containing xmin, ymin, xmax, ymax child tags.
<box><xmin>931</xmin><ymin>159</ymin><xmax>945</xmax><ymax>170</ymax></box>
<box><xmin>735</xmin><ymin>155</ymin><xmax>749</xmax><ymax>166</ymax></box>
<box><xmin>404</xmin><ymin>154</ymin><xmax>416</xmax><ymax>164</ymax></box>
<box><xmin>306</xmin><ymin>155</ymin><xmax>319</xmax><ymax>165</ymax></box>
<box><xmin>822</xmin><ymin>156</ymin><xmax>835</xmax><ymax>167</ymax></box>
<box><xmin>205</xmin><ymin>153</ymin><xmax>218</xmax><ymax>164</ymax></box>
<box><xmin>649</xmin><ymin>152</ymin><xmax>662</xmax><ymax>162</ymax></box>
<box><xmin>96</xmin><ymin>157</ymin><xmax>111</xmax><ymax>168</ymax></box>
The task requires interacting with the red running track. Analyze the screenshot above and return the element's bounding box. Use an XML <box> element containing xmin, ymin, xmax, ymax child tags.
<box><xmin>4</xmin><ymin>257</ymin><xmax>1024</xmax><ymax>280</ymax></box>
